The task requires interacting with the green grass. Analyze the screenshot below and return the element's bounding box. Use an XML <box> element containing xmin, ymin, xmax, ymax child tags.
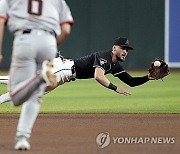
<box><xmin>0</xmin><ymin>70</ymin><xmax>180</xmax><ymax>113</ymax></box>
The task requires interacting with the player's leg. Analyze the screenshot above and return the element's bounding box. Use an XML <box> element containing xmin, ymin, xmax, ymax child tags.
<box><xmin>0</xmin><ymin>57</ymin><xmax>67</xmax><ymax>104</ymax></box>
<box><xmin>14</xmin><ymin>99</ymin><xmax>41</xmax><ymax>150</ymax></box>
<box><xmin>14</xmin><ymin>101</ymin><xmax>39</xmax><ymax>150</ymax></box>
<box><xmin>14</xmin><ymin>84</ymin><xmax>45</xmax><ymax>150</ymax></box>
<box><xmin>9</xmin><ymin>33</ymin><xmax>57</xmax><ymax>106</ymax></box>
<box><xmin>52</xmin><ymin>57</ymin><xmax>76</xmax><ymax>85</ymax></box>
<box><xmin>10</xmin><ymin>61</ymin><xmax>57</xmax><ymax>106</ymax></box>
<box><xmin>14</xmin><ymin>32</ymin><xmax>57</xmax><ymax>150</ymax></box>
<box><xmin>9</xmin><ymin>33</ymin><xmax>40</xmax><ymax>106</ymax></box>
<box><xmin>0</xmin><ymin>92</ymin><xmax>10</xmax><ymax>104</ymax></box>
<box><xmin>0</xmin><ymin>58</ymin><xmax>75</xmax><ymax>104</ymax></box>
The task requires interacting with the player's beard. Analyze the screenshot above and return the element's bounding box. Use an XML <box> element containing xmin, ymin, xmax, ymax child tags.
<box><xmin>120</xmin><ymin>52</ymin><xmax>128</xmax><ymax>62</ymax></box>
<box><xmin>118</xmin><ymin>54</ymin><xmax>125</xmax><ymax>62</ymax></box>
<box><xmin>114</xmin><ymin>50</ymin><xmax>126</xmax><ymax>62</ymax></box>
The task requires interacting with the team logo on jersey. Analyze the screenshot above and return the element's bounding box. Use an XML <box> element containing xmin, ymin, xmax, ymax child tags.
<box><xmin>99</xmin><ymin>58</ymin><xmax>107</xmax><ymax>65</ymax></box>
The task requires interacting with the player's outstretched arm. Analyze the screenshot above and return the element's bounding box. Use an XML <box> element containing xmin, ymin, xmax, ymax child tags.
<box><xmin>0</xmin><ymin>18</ymin><xmax>6</xmax><ymax>63</ymax></box>
<box><xmin>94</xmin><ymin>67</ymin><xmax>131</xmax><ymax>96</ymax></box>
<box><xmin>116</xmin><ymin>71</ymin><xmax>150</xmax><ymax>87</ymax></box>
<box><xmin>56</xmin><ymin>23</ymin><xmax>71</xmax><ymax>45</ymax></box>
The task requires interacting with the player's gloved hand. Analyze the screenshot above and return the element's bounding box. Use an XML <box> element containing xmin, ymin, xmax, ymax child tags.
<box><xmin>148</xmin><ymin>59</ymin><xmax>170</xmax><ymax>80</ymax></box>
<box><xmin>116</xmin><ymin>87</ymin><xmax>132</xmax><ymax>96</ymax></box>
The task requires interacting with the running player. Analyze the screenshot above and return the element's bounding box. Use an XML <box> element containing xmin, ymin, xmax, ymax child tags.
<box><xmin>0</xmin><ymin>0</ymin><xmax>73</xmax><ymax>150</ymax></box>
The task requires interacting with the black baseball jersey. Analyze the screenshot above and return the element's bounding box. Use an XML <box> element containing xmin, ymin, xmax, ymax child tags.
<box><xmin>74</xmin><ymin>50</ymin><xmax>149</xmax><ymax>87</ymax></box>
<box><xmin>74</xmin><ymin>51</ymin><xmax>124</xmax><ymax>79</ymax></box>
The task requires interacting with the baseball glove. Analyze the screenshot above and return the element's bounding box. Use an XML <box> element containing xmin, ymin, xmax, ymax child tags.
<box><xmin>148</xmin><ymin>59</ymin><xmax>170</xmax><ymax>80</ymax></box>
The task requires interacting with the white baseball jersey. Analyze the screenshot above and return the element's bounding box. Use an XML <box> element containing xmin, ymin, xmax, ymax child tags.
<box><xmin>0</xmin><ymin>0</ymin><xmax>73</xmax><ymax>36</ymax></box>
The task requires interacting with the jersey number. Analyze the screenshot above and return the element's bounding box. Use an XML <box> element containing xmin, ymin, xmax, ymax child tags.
<box><xmin>28</xmin><ymin>0</ymin><xmax>43</xmax><ymax>16</ymax></box>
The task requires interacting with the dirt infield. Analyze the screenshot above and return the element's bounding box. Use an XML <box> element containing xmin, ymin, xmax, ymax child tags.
<box><xmin>0</xmin><ymin>114</ymin><xmax>179</xmax><ymax>154</ymax></box>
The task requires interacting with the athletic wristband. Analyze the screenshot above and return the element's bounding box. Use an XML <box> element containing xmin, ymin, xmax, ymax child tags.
<box><xmin>107</xmin><ymin>82</ymin><xmax>117</xmax><ymax>91</ymax></box>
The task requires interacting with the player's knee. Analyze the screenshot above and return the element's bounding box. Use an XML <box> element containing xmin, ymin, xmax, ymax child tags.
<box><xmin>10</xmin><ymin>96</ymin><xmax>23</xmax><ymax>106</ymax></box>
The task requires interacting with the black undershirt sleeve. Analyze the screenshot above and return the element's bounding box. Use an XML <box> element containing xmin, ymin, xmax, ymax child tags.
<box><xmin>116</xmin><ymin>72</ymin><xmax>149</xmax><ymax>87</ymax></box>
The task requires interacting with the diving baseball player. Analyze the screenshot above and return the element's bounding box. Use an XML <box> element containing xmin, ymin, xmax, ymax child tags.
<box><xmin>0</xmin><ymin>0</ymin><xmax>73</xmax><ymax>150</ymax></box>
<box><xmin>0</xmin><ymin>38</ymin><xmax>157</xmax><ymax>149</ymax></box>
<box><xmin>0</xmin><ymin>37</ymin><xmax>155</xmax><ymax>104</ymax></box>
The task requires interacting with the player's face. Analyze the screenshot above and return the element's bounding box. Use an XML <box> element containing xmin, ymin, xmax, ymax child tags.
<box><xmin>115</xmin><ymin>46</ymin><xmax>129</xmax><ymax>62</ymax></box>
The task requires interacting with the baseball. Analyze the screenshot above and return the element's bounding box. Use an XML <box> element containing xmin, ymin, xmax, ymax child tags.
<box><xmin>154</xmin><ymin>61</ymin><xmax>161</xmax><ymax>67</ymax></box>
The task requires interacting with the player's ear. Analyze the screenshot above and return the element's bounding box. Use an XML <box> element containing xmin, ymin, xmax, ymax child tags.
<box><xmin>112</xmin><ymin>45</ymin><xmax>116</xmax><ymax>51</ymax></box>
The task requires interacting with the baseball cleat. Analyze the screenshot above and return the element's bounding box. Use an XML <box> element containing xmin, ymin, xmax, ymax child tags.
<box><xmin>14</xmin><ymin>136</ymin><xmax>31</xmax><ymax>150</ymax></box>
<box><xmin>42</xmin><ymin>60</ymin><xmax>57</xmax><ymax>88</ymax></box>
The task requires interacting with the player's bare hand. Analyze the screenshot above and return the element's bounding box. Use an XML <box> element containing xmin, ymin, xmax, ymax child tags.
<box><xmin>116</xmin><ymin>87</ymin><xmax>132</xmax><ymax>96</ymax></box>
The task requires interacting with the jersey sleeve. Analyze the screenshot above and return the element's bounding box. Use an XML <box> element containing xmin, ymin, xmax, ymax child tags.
<box><xmin>93</xmin><ymin>53</ymin><xmax>108</xmax><ymax>72</ymax></box>
<box><xmin>59</xmin><ymin>0</ymin><xmax>74</xmax><ymax>25</ymax></box>
<box><xmin>116</xmin><ymin>71</ymin><xmax>149</xmax><ymax>87</ymax></box>
<box><xmin>111</xmin><ymin>62</ymin><xmax>125</xmax><ymax>76</ymax></box>
<box><xmin>0</xmin><ymin>0</ymin><xmax>9</xmax><ymax>21</ymax></box>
